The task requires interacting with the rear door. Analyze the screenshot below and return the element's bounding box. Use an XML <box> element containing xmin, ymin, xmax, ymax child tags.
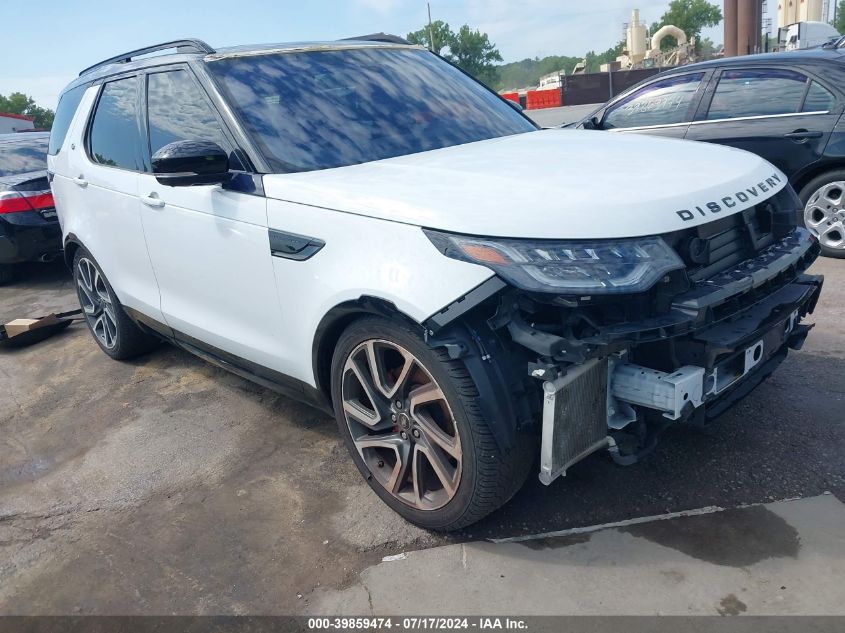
<box><xmin>685</xmin><ymin>67</ymin><xmax>839</xmax><ymax>181</ymax></box>
<box><xmin>596</xmin><ymin>71</ymin><xmax>711</xmax><ymax>139</ymax></box>
<box><xmin>137</xmin><ymin>66</ymin><xmax>288</xmax><ymax>374</ymax></box>
<box><xmin>58</xmin><ymin>76</ymin><xmax>165</xmax><ymax>322</ymax></box>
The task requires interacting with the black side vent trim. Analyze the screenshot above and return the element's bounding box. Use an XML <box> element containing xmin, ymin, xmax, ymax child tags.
<box><xmin>268</xmin><ymin>229</ymin><xmax>325</xmax><ymax>261</ymax></box>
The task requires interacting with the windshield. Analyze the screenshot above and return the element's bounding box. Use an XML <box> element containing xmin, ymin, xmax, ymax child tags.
<box><xmin>206</xmin><ymin>47</ymin><xmax>536</xmax><ymax>172</ymax></box>
<box><xmin>0</xmin><ymin>136</ymin><xmax>48</xmax><ymax>177</ymax></box>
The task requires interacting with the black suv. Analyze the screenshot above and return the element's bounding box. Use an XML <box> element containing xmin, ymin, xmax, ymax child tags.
<box><xmin>0</xmin><ymin>132</ymin><xmax>61</xmax><ymax>283</ymax></box>
<box><xmin>579</xmin><ymin>49</ymin><xmax>845</xmax><ymax>258</ymax></box>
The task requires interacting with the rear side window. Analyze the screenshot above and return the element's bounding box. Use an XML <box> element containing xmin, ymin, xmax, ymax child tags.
<box><xmin>146</xmin><ymin>70</ymin><xmax>231</xmax><ymax>157</ymax></box>
<box><xmin>602</xmin><ymin>73</ymin><xmax>704</xmax><ymax>130</ymax></box>
<box><xmin>803</xmin><ymin>81</ymin><xmax>836</xmax><ymax>112</ymax></box>
<box><xmin>707</xmin><ymin>69</ymin><xmax>807</xmax><ymax>120</ymax></box>
<box><xmin>48</xmin><ymin>84</ymin><xmax>87</xmax><ymax>155</ymax></box>
<box><xmin>88</xmin><ymin>77</ymin><xmax>142</xmax><ymax>171</ymax></box>
<box><xmin>0</xmin><ymin>137</ymin><xmax>48</xmax><ymax>177</ymax></box>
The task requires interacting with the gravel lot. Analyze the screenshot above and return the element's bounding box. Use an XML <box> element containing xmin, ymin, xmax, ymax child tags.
<box><xmin>1</xmin><ymin>254</ymin><xmax>843</xmax><ymax>614</ymax></box>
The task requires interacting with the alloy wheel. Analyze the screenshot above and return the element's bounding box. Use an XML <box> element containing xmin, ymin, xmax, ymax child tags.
<box><xmin>76</xmin><ymin>257</ymin><xmax>118</xmax><ymax>349</ymax></box>
<box><xmin>805</xmin><ymin>181</ymin><xmax>845</xmax><ymax>252</ymax></box>
<box><xmin>341</xmin><ymin>339</ymin><xmax>462</xmax><ymax>511</ymax></box>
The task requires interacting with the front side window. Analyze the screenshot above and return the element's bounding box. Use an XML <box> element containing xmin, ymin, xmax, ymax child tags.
<box><xmin>146</xmin><ymin>70</ymin><xmax>231</xmax><ymax>157</ymax></box>
<box><xmin>88</xmin><ymin>77</ymin><xmax>142</xmax><ymax>170</ymax></box>
<box><xmin>0</xmin><ymin>137</ymin><xmax>48</xmax><ymax>177</ymax></box>
<box><xmin>602</xmin><ymin>73</ymin><xmax>704</xmax><ymax>130</ymax></box>
<box><xmin>707</xmin><ymin>69</ymin><xmax>807</xmax><ymax>120</ymax></box>
<box><xmin>206</xmin><ymin>48</ymin><xmax>536</xmax><ymax>173</ymax></box>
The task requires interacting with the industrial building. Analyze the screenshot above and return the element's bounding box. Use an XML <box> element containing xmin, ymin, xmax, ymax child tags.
<box><xmin>0</xmin><ymin>112</ymin><xmax>35</xmax><ymax>133</ymax></box>
<box><xmin>778</xmin><ymin>0</ymin><xmax>824</xmax><ymax>27</ymax></box>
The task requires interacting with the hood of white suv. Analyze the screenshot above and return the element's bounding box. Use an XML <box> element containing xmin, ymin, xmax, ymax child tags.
<box><xmin>262</xmin><ymin>128</ymin><xmax>787</xmax><ymax>240</ymax></box>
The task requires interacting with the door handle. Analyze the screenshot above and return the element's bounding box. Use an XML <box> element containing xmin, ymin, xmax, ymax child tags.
<box><xmin>72</xmin><ymin>176</ymin><xmax>88</xmax><ymax>188</ymax></box>
<box><xmin>784</xmin><ymin>130</ymin><xmax>823</xmax><ymax>141</ymax></box>
<box><xmin>140</xmin><ymin>193</ymin><xmax>165</xmax><ymax>209</ymax></box>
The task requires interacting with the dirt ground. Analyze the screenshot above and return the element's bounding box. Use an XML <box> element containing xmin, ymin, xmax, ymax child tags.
<box><xmin>0</xmin><ymin>256</ymin><xmax>843</xmax><ymax>614</ymax></box>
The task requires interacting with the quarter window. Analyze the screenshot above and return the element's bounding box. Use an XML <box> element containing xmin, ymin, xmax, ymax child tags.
<box><xmin>88</xmin><ymin>77</ymin><xmax>142</xmax><ymax>171</ymax></box>
<box><xmin>803</xmin><ymin>81</ymin><xmax>836</xmax><ymax>112</ymax></box>
<box><xmin>706</xmin><ymin>69</ymin><xmax>807</xmax><ymax>120</ymax></box>
<box><xmin>602</xmin><ymin>73</ymin><xmax>704</xmax><ymax>130</ymax></box>
<box><xmin>49</xmin><ymin>84</ymin><xmax>86</xmax><ymax>156</ymax></box>
<box><xmin>146</xmin><ymin>70</ymin><xmax>231</xmax><ymax>158</ymax></box>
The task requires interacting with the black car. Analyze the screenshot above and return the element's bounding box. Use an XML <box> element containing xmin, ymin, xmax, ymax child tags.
<box><xmin>0</xmin><ymin>132</ymin><xmax>62</xmax><ymax>283</ymax></box>
<box><xmin>578</xmin><ymin>49</ymin><xmax>845</xmax><ymax>258</ymax></box>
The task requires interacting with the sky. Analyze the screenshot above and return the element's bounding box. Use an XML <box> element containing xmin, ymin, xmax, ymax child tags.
<box><xmin>1</xmin><ymin>0</ymin><xmax>731</xmax><ymax>109</ymax></box>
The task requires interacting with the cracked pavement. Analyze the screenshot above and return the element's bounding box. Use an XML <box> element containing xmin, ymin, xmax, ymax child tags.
<box><xmin>0</xmin><ymin>255</ymin><xmax>843</xmax><ymax>615</ymax></box>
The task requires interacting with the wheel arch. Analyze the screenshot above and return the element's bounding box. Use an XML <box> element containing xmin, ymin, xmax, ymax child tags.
<box><xmin>313</xmin><ymin>286</ymin><xmax>531</xmax><ymax>453</ymax></box>
<box><xmin>312</xmin><ymin>296</ymin><xmax>424</xmax><ymax>405</ymax></box>
<box><xmin>63</xmin><ymin>233</ymin><xmax>85</xmax><ymax>269</ymax></box>
<box><xmin>792</xmin><ymin>161</ymin><xmax>845</xmax><ymax>199</ymax></box>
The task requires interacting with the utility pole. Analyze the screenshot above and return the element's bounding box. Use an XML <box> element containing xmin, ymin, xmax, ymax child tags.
<box><xmin>427</xmin><ymin>2</ymin><xmax>436</xmax><ymax>52</ymax></box>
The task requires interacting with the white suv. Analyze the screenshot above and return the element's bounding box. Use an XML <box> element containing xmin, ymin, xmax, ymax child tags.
<box><xmin>49</xmin><ymin>37</ymin><xmax>824</xmax><ymax>530</ymax></box>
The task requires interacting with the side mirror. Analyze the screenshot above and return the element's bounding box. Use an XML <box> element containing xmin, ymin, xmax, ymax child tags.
<box><xmin>151</xmin><ymin>140</ymin><xmax>231</xmax><ymax>187</ymax></box>
<box><xmin>506</xmin><ymin>99</ymin><xmax>524</xmax><ymax>112</ymax></box>
<box><xmin>583</xmin><ymin>116</ymin><xmax>603</xmax><ymax>130</ymax></box>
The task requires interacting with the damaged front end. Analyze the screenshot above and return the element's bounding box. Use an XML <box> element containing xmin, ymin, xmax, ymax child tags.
<box><xmin>424</xmin><ymin>187</ymin><xmax>824</xmax><ymax>485</ymax></box>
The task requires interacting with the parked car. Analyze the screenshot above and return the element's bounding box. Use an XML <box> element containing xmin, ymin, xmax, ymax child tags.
<box><xmin>0</xmin><ymin>132</ymin><xmax>61</xmax><ymax>283</ymax></box>
<box><xmin>577</xmin><ymin>49</ymin><xmax>845</xmax><ymax>257</ymax></box>
<box><xmin>50</xmin><ymin>38</ymin><xmax>823</xmax><ymax>530</ymax></box>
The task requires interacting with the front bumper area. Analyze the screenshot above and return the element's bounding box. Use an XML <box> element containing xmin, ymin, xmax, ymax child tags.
<box><xmin>539</xmin><ymin>273</ymin><xmax>823</xmax><ymax>484</ymax></box>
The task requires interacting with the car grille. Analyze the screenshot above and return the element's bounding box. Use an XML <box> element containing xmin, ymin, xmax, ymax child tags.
<box><xmin>683</xmin><ymin>203</ymin><xmax>778</xmax><ymax>283</ymax></box>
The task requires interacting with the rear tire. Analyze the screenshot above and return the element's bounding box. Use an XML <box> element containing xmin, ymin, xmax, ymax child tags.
<box><xmin>72</xmin><ymin>247</ymin><xmax>159</xmax><ymax>359</ymax></box>
<box><xmin>331</xmin><ymin>316</ymin><xmax>532</xmax><ymax>531</ymax></box>
<box><xmin>0</xmin><ymin>264</ymin><xmax>13</xmax><ymax>285</ymax></box>
<box><xmin>799</xmin><ymin>170</ymin><xmax>845</xmax><ymax>259</ymax></box>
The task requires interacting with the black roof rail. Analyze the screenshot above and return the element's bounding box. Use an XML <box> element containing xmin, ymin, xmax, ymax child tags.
<box><xmin>79</xmin><ymin>39</ymin><xmax>215</xmax><ymax>77</ymax></box>
<box><xmin>341</xmin><ymin>33</ymin><xmax>410</xmax><ymax>45</ymax></box>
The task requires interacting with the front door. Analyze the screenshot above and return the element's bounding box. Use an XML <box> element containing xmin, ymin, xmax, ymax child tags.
<box><xmin>596</xmin><ymin>71</ymin><xmax>710</xmax><ymax>139</ymax></box>
<box><xmin>137</xmin><ymin>67</ymin><xmax>287</xmax><ymax>373</ymax></box>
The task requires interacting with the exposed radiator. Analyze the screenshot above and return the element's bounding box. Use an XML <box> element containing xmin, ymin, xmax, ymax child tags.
<box><xmin>539</xmin><ymin>358</ymin><xmax>609</xmax><ymax>485</ymax></box>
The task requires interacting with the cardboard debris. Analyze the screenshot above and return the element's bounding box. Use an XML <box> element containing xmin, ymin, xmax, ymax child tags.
<box><xmin>3</xmin><ymin>314</ymin><xmax>61</xmax><ymax>338</ymax></box>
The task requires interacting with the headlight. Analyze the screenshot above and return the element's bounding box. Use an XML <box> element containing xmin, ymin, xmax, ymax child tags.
<box><xmin>424</xmin><ymin>230</ymin><xmax>685</xmax><ymax>295</ymax></box>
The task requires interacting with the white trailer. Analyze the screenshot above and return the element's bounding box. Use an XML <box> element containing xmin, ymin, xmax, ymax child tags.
<box><xmin>779</xmin><ymin>21</ymin><xmax>840</xmax><ymax>51</ymax></box>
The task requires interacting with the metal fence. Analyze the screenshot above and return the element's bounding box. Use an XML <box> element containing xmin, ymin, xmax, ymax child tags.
<box><xmin>561</xmin><ymin>67</ymin><xmax>676</xmax><ymax>105</ymax></box>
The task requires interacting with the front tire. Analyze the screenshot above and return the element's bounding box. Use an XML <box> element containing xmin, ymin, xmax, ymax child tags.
<box><xmin>72</xmin><ymin>247</ymin><xmax>159</xmax><ymax>359</ymax></box>
<box><xmin>799</xmin><ymin>170</ymin><xmax>845</xmax><ymax>258</ymax></box>
<box><xmin>331</xmin><ymin>316</ymin><xmax>531</xmax><ymax>531</ymax></box>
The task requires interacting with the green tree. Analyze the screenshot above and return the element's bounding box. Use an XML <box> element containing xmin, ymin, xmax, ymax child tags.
<box><xmin>407</xmin><ymin>22</ymin><xmax>502</xmax><ymax>87</ymax></box>
<box><xmin>448</xmin><ymin>25</ymin><xmax>503</xmax><ymax>87</ymax></box>
<box><xmin>698</xmin><ymin>37</ymin><xmax>719</xmax><ymax>59</ymax></box>
<box><xmin>496</xmin><ymin>54</ymin><xmax>582</xmax><ymax>91</ymax></box>
<box><xmin>650</xmin><ymin>0</ymin><xmax>723</xmax><ymax>51</ymax></box>
<box><xmin>583</xmin><ymin>41</ymin><xmax>625</xmax><ymax>73</ymax></box>
<box><xmin>0</xmin><ymin>92</ymin><xmax>54</xmax><ymax>129</ymax></box>
<box><xmin>407</xmin><ymin>19</ymin><xmax>453</xmax><ymax>55</ymax></box>
<box><xmin>836</xmin><ymin>1</ymin><xmax>845</xmax><ymax>33</ymax></box>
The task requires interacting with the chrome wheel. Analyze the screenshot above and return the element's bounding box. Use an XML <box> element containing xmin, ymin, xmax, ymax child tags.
<box><xmin>341</xmin><ymin>340</ymin><xmax>462</xmax><ymax>511</ymax></box>
<box><xmin>76</xmin><ymin>257</ymin><xmax>118</xmax><ymax>350</ymax></box>
<box><xmin>804</xmin><ymin>181</ymin><xmax>845</xmax><ymax>252</ymax></box>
